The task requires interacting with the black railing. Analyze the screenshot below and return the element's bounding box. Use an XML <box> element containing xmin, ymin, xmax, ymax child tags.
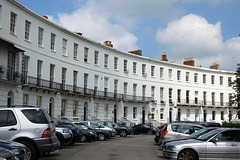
<box><xmin>178</xmin><ymin>99</ymin><xmax>233</xmax><ymax>107</ymax></box>
<box><xmin>23</xmin><ymin>76</ymin><xmax>151</xmax><ymax>103</ymax></box>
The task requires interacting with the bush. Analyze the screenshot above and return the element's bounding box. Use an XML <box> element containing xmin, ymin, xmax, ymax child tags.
<box><xmin>221</xmin><ymin>121</ymin><xmax>240</xmax><ymax>128</ymax></box>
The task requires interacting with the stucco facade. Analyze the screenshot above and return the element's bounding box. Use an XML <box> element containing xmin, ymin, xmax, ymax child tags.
<box><xmin>0</xmin><ymin>0</ymin><xmax>237</xmax><ymax>126</ymax></box>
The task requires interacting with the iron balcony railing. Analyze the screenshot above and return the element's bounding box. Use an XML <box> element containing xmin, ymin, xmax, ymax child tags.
<box><xmin>23</xmin><ymin>76</ymin><xmax>151</xmax><ymax>103</ymax></box>
<box><xmin>177</xmin><ymin>99</ymin><xmax>234</xmax><ymax>107</ymax></box>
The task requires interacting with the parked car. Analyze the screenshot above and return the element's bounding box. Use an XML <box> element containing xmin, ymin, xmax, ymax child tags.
<box><xmin>173</xmin><ymin>121</ymin><xmax>221</xmax><ymax>127</ymax></box>
<box><xmin>161</xmin><ymin>127</ymin><xmax>217</xmax><ymax>150</ymax></box>
<box><xmin>79</xmin><ymin>121</ymin><xmax>116</xmax><ymax>137</ymax></box>
<box><xmin>0</xmin><ymin>140</ymin><xmax>31</xmax><ymax>160</ymax></box>
<box><xmin>75</xmin><ymin>124</ymin><xmax>97</xmax><ymax>142</ymax></box>
<box><xmin>55</xmin><ymin>127</ymin><xmax>73</xmax><ymax>146</ymax></box>
<box><xmin>0</xmin><ymin>105</ymin><xmax>59</xmax><ymax>160</ymax></box>
<box><xmin>98</xmin><ymin>121</ymin><xmax>133</xmax><ymax>137</ymax></box>
<box><xmin>154</xmin><ymin>123</ymin><xmax>204</xmax><ymax>145</ymax></box>
<box><xmin>162</xmin><ymin>128</ymin><xmax>240</xmax><ymax>160</ymax></box>
<box><xmin>73</xmin><ymin>122</ymin><xmax>111</xmax><ymax>141</ymax></box>
<box><xmin>0</xmin><ymin>147</ymin><xmax>16</xmax><ymax>160</ymax></box>
<box><xmin>132</xmin><ymin>124</ymin><xmax>157</xmax><ymax>135</ymax></box>
<box><xmin>56</xmin><ymin>122</ymin><xmax>82</xmax><ymax>145</ymax></box>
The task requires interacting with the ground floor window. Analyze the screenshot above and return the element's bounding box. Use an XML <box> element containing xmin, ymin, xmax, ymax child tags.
<box><xmin>94</xmin><ymin>103</ymin><xmax>98</xmax><ymax>118</ymax></box>
<box><xmin>73</xmin><ymin>101</ymin><xmax>78</xmax><ymax>117</ymax></box>
<box><xmin>221</xmin><ymin>111</ymin><xmax>224</xmax><ymax>120</ymax></box>
<box><xmin>124</xmin><ymin>106</ymin><xmax>128</xmax><ymax>119</ymax></box>
<box><xmin>104</xmin><ymin>104</ymin><xmax>108</xmax><ymax>118</ymax></box>
<box><xmin>61</xmin><ymin>99</ymin><xmax>67</xmax><ymax>116</ymax></box>
<box><xmin>133</xmin><ymin>107</ymin><xmax>137</xmax><ymax>119</ymax></box>
<box><xmin>212</xmin><ymin>111</ymin><xmax>216</xmax><ymax>121</ymax></box>
<box><xmin>160</xmin><ymin>108</ymin><xmax>164</xmax><ymax>119</ymax></box>
<box><xmin>23</xmin><ymin>94</ymin><xmax>28</xmax><ymax>105</ymax></box>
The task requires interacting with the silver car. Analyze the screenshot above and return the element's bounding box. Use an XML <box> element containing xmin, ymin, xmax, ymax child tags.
<box><xmin>162</xmin><ymin>128</ymin><xmax>240</xmax><ymax>160</ymax></box>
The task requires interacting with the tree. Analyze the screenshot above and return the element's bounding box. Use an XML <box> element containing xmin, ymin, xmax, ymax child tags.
<box><xmin>231</xmin><ymin>64</ymin><xmax>240</xmax><ymax>118</ymax></box>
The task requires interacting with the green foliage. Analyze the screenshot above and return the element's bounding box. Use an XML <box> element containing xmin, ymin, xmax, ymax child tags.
<box><xmin>231</xmin><ymin>64</ymin><xmax>240</xmax><ymax>118</ymax></box>
<box><xmin>222</xmin><ymin>121</ymin><xmax>240</xmax><ymax>128</ymax></box>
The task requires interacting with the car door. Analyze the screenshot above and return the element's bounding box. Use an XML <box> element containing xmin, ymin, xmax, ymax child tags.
<box><xmin>206</xmin><ymin>130</ymin><xmax>238</xmax><ymax>159</ymax></box>
<box><xmin>0</xmin><ymin>110</ymin><xmax>21</xmax><ymax>140</ymax></box>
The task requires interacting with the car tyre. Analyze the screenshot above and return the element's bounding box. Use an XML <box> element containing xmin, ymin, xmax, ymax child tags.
<box><xmin>147</xmin><ymin>130</ymin><xmax>152</xmax><ymax>135</ymax></box>
<box><xmin>57</xmin><ymin>135</ymin><xmax>63</xmax><ymax>146</ymax></box>
<box><xmin>20</xmin><ymin>141</ymin><xmax>38</xmax><ymax>160</ymax></box>
<box><xmin>178</xmin><ymin>149</ymin><xmax>197</xmax><ymax>160</ymax></box>
<box><xmin>98</xmin><ymin>133</ymin><xmax>105</xmax><ymax>141</ymax></box>
<box><xmin>64</xmin><ymin>139</ymin><xmax>75</xmax><ymax>146</ymax></box>
<box><xmin>80</xmin><ymin>135</ymin><xmax>87</xmax><ymax>142</ymax></box>
<box><xmin>120</xmin><ymin>130</ymin><xmax>127</xmax><ymax>137</ymax></box>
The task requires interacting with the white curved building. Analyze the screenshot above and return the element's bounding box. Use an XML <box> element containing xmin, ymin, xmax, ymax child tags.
<box><xmin>0</xmin><ymin>0</ymin><xmax>237</xmax><ymax>126</ymax></box>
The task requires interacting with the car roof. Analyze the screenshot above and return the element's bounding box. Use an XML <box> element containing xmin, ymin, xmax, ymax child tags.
<box><xmin>169</xmin><ymin>123</ymin><xmax>205</xmax><ymax>127</ymax></box>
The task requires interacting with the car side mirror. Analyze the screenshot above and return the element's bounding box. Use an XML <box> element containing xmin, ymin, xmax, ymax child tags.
<box><xmin>212</xmin><ymin>138</ymin><xmax>219</xmax><ymax>143</ymax></box>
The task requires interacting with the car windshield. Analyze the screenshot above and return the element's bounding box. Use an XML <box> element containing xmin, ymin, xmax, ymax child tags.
<box><xmin>189</xmin><ymin>128</ymin><xmax>211</xmax><ymax>139</ymax></box>
<box><xmin>143</xmin><ymin>125</ymin><xmax>150</xmax><ymax>128</ymax></box>
<box><xmin>197</xmin><ymin>129</ymin><xmax>221</xmax><ymax>141</ymax></box>
<box><xmin>79</xmin><ymin>124</ymin><xmax>88</xmax><ymax>129</ymax></box>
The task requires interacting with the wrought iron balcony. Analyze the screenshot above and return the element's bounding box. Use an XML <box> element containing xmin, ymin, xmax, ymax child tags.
<box><xmin>177</xmin><ymin>99</ymin><xmax>233</xmax><ymax>108</ymax></box>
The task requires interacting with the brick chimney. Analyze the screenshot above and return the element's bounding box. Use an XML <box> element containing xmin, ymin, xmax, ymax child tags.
<box><xmin>161</xmin><ymin>51</ymin><xmax>168</xmax><ymax>61</ymax></box>
<box><xmin>128</xmin><ymin>49</ymin><xmax>142</xmax><ymax>56</ymax></box>
<box><xmin>104</xmin><ymin>41</ymin><xmax>113</xmax><ymax>47</ymax></box>
<box><xmin>183</xmin><ymin>57</ymin><xmax>194</xmax><ymax>66</ymax></box>
<box><xmin>210</xmin><ymin>62</ymin><xmax>220</xmax><ymax>70</ymax></box>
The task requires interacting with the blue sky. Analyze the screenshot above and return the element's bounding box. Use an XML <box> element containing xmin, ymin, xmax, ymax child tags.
<box><xmin>17</xmin><ymin>0</ymin><xmax>240</xmax><ymax>71</ymax></box>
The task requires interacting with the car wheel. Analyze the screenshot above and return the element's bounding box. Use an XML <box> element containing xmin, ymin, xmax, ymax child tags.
<box><xmin>20</xmin><ymin>141</ymin><xmax>38</xmax><ymax>160</ymax></box>
<box><xmin>98</xmin><ymin>133</ymin><xmax>105</xmax><ymax>141</ymax></box>
<box><xmin>57</xmin><ymin>135</ymin><xmax>63</xmax><ymax>146</ymax></box>
<box><xmin>178</xmin><ymin>149</ymin><xmax>197</xmax><ymax>160</ymax></box>
<box><xmin>64</xmin><ymin>139</ymin><xmax>75</xmax><ymax>146</ymax></box>
<box><xmin>80</xmin><ymin>135</ymin><xmax>87</xmax><ymax>142</ymax></box>
<box><xmin>147</xmin><ymin>130</ymin><xmax>152</xmax><ymax>135</ymax></box>
<box><xmin>120</xmin><ymin>130</ymin><xmax>127</xmax><ymax>137</ymax></box>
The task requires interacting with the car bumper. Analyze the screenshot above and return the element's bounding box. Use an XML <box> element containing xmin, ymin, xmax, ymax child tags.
<box><xmin>34</xmin><ymin>136</ymin><xmax>59</xmax><ymax>154</ymax></box>
<box><xmin>162</xmin><ymin>150</ymin><xmax>178</xmax><ymax>160</ymax></box>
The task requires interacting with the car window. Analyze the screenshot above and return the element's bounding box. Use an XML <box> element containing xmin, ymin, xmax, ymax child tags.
<box><xmin>21</xmin><ymin>109</ymin><xmax>48</xmax><ymax>124</ymax></box>
<box><xmin>90</xmin><ymin>122</ymin><xmax>100</xmax><ymax>128</ymax></box>
<box><xmin>0</xmin><ymin>110</ymin><xmax>17</xmax><ymax>127</ymax></box>
<box><xmin>171</xmin><ymin>125</ymin><xmax>179</xmax><ymax>132</ymax></box>
<box><xmin>180</xmin><ymin>125</ymin><xmax>192</xmax><ymax>134</ymax></box>
<box><xmin>193</xmin><ymin>126</ymin><xmax>202</xmax><ymax>132</ymax></box>
<box><xmin>216</xmin><ymin>130</ymin><xmax>238</xmax><ymax>142</ymax></box>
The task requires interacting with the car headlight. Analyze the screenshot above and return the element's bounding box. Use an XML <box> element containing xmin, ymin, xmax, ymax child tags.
<box><xmin>166</xmin><ymin>145</ymin><xmax>177</xmax><ymax>151</ymax></box>
<box><xmin>112</xmin><ymin>129</ymin><xmax>116</xmax><ymax>132</ymax></box>
<box><xmin>63</xmin><ymin>129</ymin><xmax>69</xmax><ymax>133</ymax></box>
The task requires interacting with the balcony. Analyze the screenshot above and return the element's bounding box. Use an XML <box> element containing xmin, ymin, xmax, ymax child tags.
<box><xmin>0</xmin><ymin>68</ymin><xmax>21</xmax><ymax>84</ymax></box>
<box><xmin>22</xmin><ymin>76</ymin><xmax>151</xmax><ymax>103</ymax></box>
<box><xmin>177</xmin><ymin>99</ymin><xmax>234</xmax><ymax>108</ymax></box>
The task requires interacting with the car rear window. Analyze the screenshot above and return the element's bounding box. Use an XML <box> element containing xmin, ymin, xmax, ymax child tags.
<box><xmin>21</xmin><ymin>109</ymin><xmax>48</xmax><ymax>124</ymax></box>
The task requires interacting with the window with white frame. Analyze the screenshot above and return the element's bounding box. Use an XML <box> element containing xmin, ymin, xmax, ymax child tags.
<box><xmin>50</xmin><ymin>33</ymin><xmax>56</xmax><ymax>51</ymax></box>
<box><xmin>104</xmin><ymin>54</ymin><xmax>109</xmax><ymax>68</ymax></box>
<box><xmin>160</xmin><ymin>108</ymin><xmax>164</xmax><ymax>119</ymax></box>
<box><xmin>94</xmin><ymin>75</ymin><xmax>98</xmax><ymax>93</ymax></box>
<box><xmin>84</xmin><ymin>73</ymin><xmax>88</xmax><ymax>88</ymax></box>
<box><xmin>168</xmin><ymin>69</ymin><xmax>172</xmax><ymax>80</ymax></box>
<box><xmin>124</xmin><ymin>59</ymin><xmax>128</xmax><ymax>73</ymax></box>
<box><xmin>221</xmin><ymin>111</ymin><xmax>224</xmax><ymax>120</ymax></box>
<box><xmin>84</xmin><ymin>47</ymin><xmax>88</xmax><ymax>62</ymax></box>
<box><xmin>124</xmin><ymin>106</ymin><xmax>128</xmax><ymax>119</ymax></box>
<box><xmin>228</xmin><ymin>77</ymin><xmax>232</xmax><ymax>87</ymax></box>
<box><xmin>177</xmin><ymin>70</ymin><xmax>181</xmax><ymax>81</ymax></box>
<box><xmin>114</xmin><ymin>79</ymin><xmax>118</xmax><ymax>94</ymax></box>
<box><xmin>94</xmin><ymin>103</ymin><xmax>98</xmax><ymax>118</ymax></box>
<box><xmin>10</xmin><ymin>12</ymin><xmax>17</xmax><ymax>34</ymax></box>
<box><xmin>50</xmin><ymin>64</ymin><xmax>55</xmax><ymax>84</ymax></box>
<box><xmin>73</xmin><ymin>101</ymin><xmax>78</xmax><ymax>117</ymax></box>
<box><xmin>38</xmin><ymin>27</ymin><xmax>44</xmax><ymax>47</ymax></box>
<box><xmin>220</xmin><ymin>76</ymin><xmax>223</xmax><ymax>86</ymax></box>
<box><xmin>62</xmin><ymin>68</ymin><xmax>67</xmax><ymax>89</ymax></box>
<box><xmin>211</xmin><ymin>75</ymin><xmax>215</xmax><ymax>84</ymax></box>
<box><xmin>36</xmin><ymin>96</ymin><xmax>42</xmax><ymax>107</ymax></box>
<box><xmin>142</xmin><ymin>85</ymin><xmax>146</xmax><ymax>99</ymax></box>
<box><xmin>62</xmin><ymin>39</ymin><xmax>67</xmax><ymax>56</ymax></box>
<box><xmin>151</xmin><ymin>65</ymin><xmax>155</xmax><ymax>77</ymax></box>
<box><xmin>203</xmin><ymin>74</ymin><xmax>206</xmax><ymax>84</ymax></box>
<box><xmin>104</xmin><ymin>77</ymin><xmax>108</xmax><ymax>94</ymax></box>
<box><xmin>25</xmin><ymin>20</ymin><xmax>31</xmax><ymax>41</ymax></box>
<box><xmin>212</xmin><ymin>111</ymin><xmax>215</xmax><ymax>120</ymax></box>
<box><xmin>195</xmin><ymin>109</ymin><xmax>199</xmax><ymax>121</ymax></box>
<box><xmin>194</xmin><ymin>73</ymin><xmax>198</xmax><ymax>83</ymax></box>
<box><xmin>160</xmin><ymin>87</ymin><xmax>164</xmax><ymax>102</ymax></box>
<box><xmin>133</xmin><ymin>84</ymin><xmax>137</xmax><ymax>99</ymax></box>
<box><xmin>160</xmin><ymin>67</ymin><xmax>164</xmax><ymax>79</ymax></box>
<box><xmin>220</xmin><ymin>93</ymin><xmax>224</xmax><ymax>106</ymax></box>
<box><xmin>124</xmin><ymin>82</ymin><xmax>128</xmax><ymax>98</ymax></box>
<box><xmin>212</xmin><ymin>92</ymin><xmax>215</xmax><ymax>105</ymax></box>
<box><xmin>151</xmin><ymin>86</ymin><xmax>155</xmax><ymax>101</ymax></box>
<box><xmin>186</xmin><ymin>90</ymin><xmax>190</xmax><ymax>104</ymax></box>
<box><xmin>203</xmin><ymin>92</ymin><xmax>207</xmax><ymax>105</ymax></box>
<box><xmin>23</xmin><ymin>94</ymin><xmax>28</xmax><ymax>105</ymax></box>
<box><xmin>37</xmin><ymin>60</ymin><xmax>42</xmax><ymax>85</ymax></box>
<box><xmin>61</xmin><ymin>99</ymin><xmax>67</xmax><ymax>116</ymax></box>
<box><xmin>133</xmin><ymin>62</ymin><xmax>137</xmax><ymax>74</ymax></box>
<box><xmin>73</xmin><ymin>71</ymin><xmax>78</xmax><ymax>87</ymax></box>
<box><xmin>186</xmin><ymin>109</ymin><xmax>190</xmax><ymax>118</ymax></box>
<box><xmin>169</xmin><ymin>88</ymin><xmax>173</xmax><ymax>104</ymax></box>
<box><xmin>133</xmin><ymin>107</ymin><xmax>137</xmax><ymax>119</ymax></box>
<box><xmin>177</xmin><ymin>89</ymin><xmax>181</xmax><ymax>103</ymax></box>
<box><xmin>142</xmin><ymin>64</ymin><xmax>146</xmax><ymax>76</ymax></box>
<box><xmin>186</xmin><ymin>72</ymin><xmax>189</xmax><ymax>82</ymax></box>
<box><xmin>94</xmin><ymin>50</ymin><xmax>99</xmax><ymax>65</ymax></box>
<box><xmin>195</xmin><ymin>91</ymin><xmax>198</xmax><ymax>104</ymax></box>
<box><xmin>104</xmin><ymin>105</ymin><xmax>108</xmax><ymax>118</ymax></box>
<box><xmin>114</xmin><ymin>57</ymin><xmax>118</xmax><ymax>70</ymax></box>
<box><xmin>73</xmin><ymin>43</ymin><xmax>78</xmax><ymax>59</ymax></box>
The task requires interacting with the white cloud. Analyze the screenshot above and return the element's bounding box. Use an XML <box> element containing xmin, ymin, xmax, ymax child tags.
<box><xmin>156</xmin><ymin>14</ymin><xmax>240</xmax><ymax>70</ymax></box>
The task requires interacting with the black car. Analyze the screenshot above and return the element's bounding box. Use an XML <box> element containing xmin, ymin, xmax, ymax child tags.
<box><xmin>132</xmin><ymin>124</ymin><xmax>157</xmax><ymax>135</ymax></box>
<box><xmin>77</xmin><ymin>125</ymin><xmax>97</xmax><ymax>142</ymax></box>
<box><xmin>73</xmin><ymin>122</ymin><xmax>111</xmax><ymax>141</ymax></box>
<box><xmin>98</xmin><ymin>121</ymin><xmax>133</xmax><ymax>137</ymax></box>
<box><xmin>56</xmin><ymin>122</ymin><xmax>82</xmax><ymax>145</ymax></box>
<box><xmin>0</xmin><ymin>140</ymin><xmax>30</xmax><ymax>160</ymax></box>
